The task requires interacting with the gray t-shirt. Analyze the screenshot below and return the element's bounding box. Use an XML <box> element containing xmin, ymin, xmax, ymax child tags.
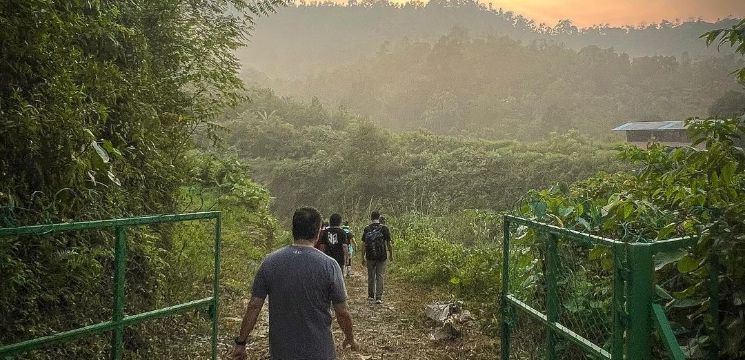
<box><xmin>251</xmin><ymin>245</ymin><xmax>348</xmax><ymax>360</ymax></box>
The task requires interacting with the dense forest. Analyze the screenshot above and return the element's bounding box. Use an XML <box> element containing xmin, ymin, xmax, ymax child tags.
<box><xmin>259</xmin><ymin>31</ymin><xmax>744</xmax><ymax>139</ymax></box>
<box><xmin>209</xmin><ymin>88</ymin><xmax>624</xmax><ymax>218</ymax></box>
<box><xmin>0</xmin><ymin>1</ymin><xmax>285</xmax><ymax>358</ymax></box>
<box><xmin>238</xmin><ymin>1</ymin><xmax>744</xmax><ymax>140</ymax></box>
<box><xmin>238</xmin><ymin>0</ymin><xmax>741</xmax><ymax>79</ymax></box>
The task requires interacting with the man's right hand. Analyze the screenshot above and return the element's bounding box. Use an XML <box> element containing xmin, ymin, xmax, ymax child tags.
<box><xmin>343</xmin><ymin>337</ymin><xmax>360</xmax><ymax>351</ymax></box>
<box><xmin>231</xmin><ymin>344</ymin><xmax>247</xmax><ymax>360</ymax></box>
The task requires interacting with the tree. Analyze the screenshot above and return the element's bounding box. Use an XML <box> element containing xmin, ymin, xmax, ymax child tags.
<box><xmin>703</xmin><ymin>18</ymin><xmax>745</xmax><ymax>82</ymax></box>
<box><xmin>0</xmin><ymin>0</ymin><xmax>287</xmax><ymax>355</ymax></box>
<box><xmin>708</xmin><ymin>90</ymin><xmax>745</xmax><ymax>119</ymax></box>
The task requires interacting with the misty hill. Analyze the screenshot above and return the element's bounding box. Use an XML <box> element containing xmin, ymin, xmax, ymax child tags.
<box><xmin>252</xmin><ymin>29</ymin><xmax>743</xmax><ymax>140</ymax></box>
<box><xmin>239</xmin><ymin>0</ymin><xmax>740</xmax><ymax>79</ymax></box>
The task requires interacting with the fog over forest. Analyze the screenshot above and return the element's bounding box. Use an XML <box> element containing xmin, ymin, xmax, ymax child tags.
<box><xmin>236</xmin><ymin>0</ymin><xmax>744</xmax><ymax>140</ymax></box>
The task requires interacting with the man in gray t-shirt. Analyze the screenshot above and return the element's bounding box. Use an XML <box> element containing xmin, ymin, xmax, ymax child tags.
<box><xmin>232</xmin><ymin>207</ymin><xmax>359</xmax><ymax>360</ymax></box>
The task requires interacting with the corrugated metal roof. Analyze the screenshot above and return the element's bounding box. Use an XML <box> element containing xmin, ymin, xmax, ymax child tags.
<box><xmin>612</xmin><ymin>121</ymin><xmax>686</xmax><ymax>131</ymax></box>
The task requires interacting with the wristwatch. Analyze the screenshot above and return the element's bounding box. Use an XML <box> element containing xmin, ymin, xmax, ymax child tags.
<box><xmin>234</xmin><ymin>337</ymin><xmax>247</xmax><ymax>346</ymax></box>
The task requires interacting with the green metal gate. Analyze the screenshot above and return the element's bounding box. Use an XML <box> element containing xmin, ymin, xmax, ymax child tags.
<box><xmin>0</xmin><ymin>212</ymin><xmax>222</xmax><ymax>359</ymax></box>
<box><xmin>500</xmin><ymin>215</ymin><xmax>717</xmax><ymax>359</ymax></box>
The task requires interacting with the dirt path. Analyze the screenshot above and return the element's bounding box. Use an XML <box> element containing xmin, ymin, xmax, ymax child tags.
<box><xmin>226</xmin><ymin>264</ymin><xmax>498</xmax><ymax>360</ymax></box>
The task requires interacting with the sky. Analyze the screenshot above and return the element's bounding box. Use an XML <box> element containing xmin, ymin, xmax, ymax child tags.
<box><xmin>486</xmin><ymin>0</ymin><xmax>744</xmax><ymax>27</ymax></box>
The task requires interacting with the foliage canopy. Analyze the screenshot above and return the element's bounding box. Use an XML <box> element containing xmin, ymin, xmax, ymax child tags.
<box><xmin>0</xmin><ymin>0</ymin><xmax>285</xmax><ymax>356</ymax></box>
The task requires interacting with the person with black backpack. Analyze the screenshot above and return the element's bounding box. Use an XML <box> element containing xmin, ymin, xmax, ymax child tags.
<box><xmin>361</xmin><ymin>211</ymin><xmax>392</xmax><ymax>304</ymax></box>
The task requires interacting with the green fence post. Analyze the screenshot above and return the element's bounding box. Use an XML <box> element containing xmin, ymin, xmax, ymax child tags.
<box><xmin>708</xmin><ymin>252</ymin><xmax>720</xmax><ymax>359</ymax></box>
<box><xmin>626</xmin><ymin>243</ymin><xmax>654</xmax><ymax>359</ymax></box>
<box><xmin>611</xmin><ymin>243</ymin><xmax>625</xmax><ymax>360</ymax></box>
<box><xmin>211</xmin><ymin>214</ymin><xmax>222</xmax><ymax>360</ymax></box>
<box><xmin>111</xmin><ymin>226</ymin><xmax>127</xmax><ymax>360</ymax></box>
<box><xmin>545</xmin><ymin>233</ymin><xmax>559</xmax><ymax>360</ymax></box>
<box><xmin>501</xmin><ymin>218</ymin><xmax>511</xmax><ymax>360</ymax></box>
<box><xmin>652</xmin><ymin>304</ymin><xmax>686</xmax><ymax>360</ymax></box>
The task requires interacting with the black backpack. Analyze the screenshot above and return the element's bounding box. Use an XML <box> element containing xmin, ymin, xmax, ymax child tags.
<box><xmin>364</xmin><ymin>224</ymin><xmax>387</xmax><ymax>261</ymax></box>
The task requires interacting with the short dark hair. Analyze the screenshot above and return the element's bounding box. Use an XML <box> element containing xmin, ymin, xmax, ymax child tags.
<box><xmin>371</xmin><ymin>211</ymin><xmax>380</xmax><ymax>220</ymax></box>
<box><xmin>293</xmin><ymin>207</ymin><xmax>322</xmax><ymax>240</ymax></box>
<box><xmin>330</xmin><ymin>213</ymin><xmax>342</xmax><ymax>227</ymax></box>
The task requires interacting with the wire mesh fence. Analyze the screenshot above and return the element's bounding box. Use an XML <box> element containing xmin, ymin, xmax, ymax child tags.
<box><xmin>501</xmin><ymin>215</ymin><xmax>711</xmax><ymax>360</ymax></box>
<box><xmin>506</xmin><ymin>226</ymin><xmax>547</xmax><ymax>315</ymax></box>
<box><xmin>554</xmin><ymin>239</ymin><xmax>614</xmax><ymax>356</ymax></box>
<box><xmin>503</xmin><ymin>220</ymin><xmax>616</xmax><ymax>359</ymax></box>
<box><xmin>507</xmin><ymin>313</ymin><xmax>546</xmax><ymax>360</ymax></box>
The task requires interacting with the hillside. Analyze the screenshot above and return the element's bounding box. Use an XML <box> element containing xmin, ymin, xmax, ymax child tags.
<box><xmin>245</xmin><ymin>31</ymin><xmax>744</xmax><ymax>140</ymax></box>
<box><xmin>237</xmin><ymin>1</ymin><xmax>744</xmax><ymax>140</ymax></box>
<box><xmin>238</xmin><ymin>0</ymin><xmax>740</xmax><ymax>79</ymax></box>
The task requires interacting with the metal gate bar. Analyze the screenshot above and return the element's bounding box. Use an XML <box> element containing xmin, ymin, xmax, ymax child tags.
<box><xmin>0</xmin><ymin>211</ymin><xmax>222</xmax><ymax>360</ymax></box>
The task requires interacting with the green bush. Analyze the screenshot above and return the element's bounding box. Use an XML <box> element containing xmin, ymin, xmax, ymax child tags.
<box><xmin>391</xmin><ymin>211</ymin><xmax>503</xmax><ymax>333</ymax></box>
<box><xmin>515</xmin><ymin>118</ymin><xmax>745</xmax><ymax>358</ymax></box>
<box><xmin>215</xmin><ymin>88</ymin><xmax>625</xmax><ymax>219</ymax></box>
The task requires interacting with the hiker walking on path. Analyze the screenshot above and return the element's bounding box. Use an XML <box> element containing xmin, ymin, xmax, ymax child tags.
<box><xmin>361</xmin><ymin>211</ymin><xmax>393</xmax><ymax>304</ymax></box>
<box><xmin>231</xmin><ymin>207</ymin><xmax>359</xmax><ymax>360</ymax></box>
<box><xmin>342</xmin><ymin>221</ymin><xmax>356</xmax><ymax>277</ymax></box>
<box><xmin>319</xmin><ymin>213</ymin><xmax>350</xmax><ymax>271</ymax></box>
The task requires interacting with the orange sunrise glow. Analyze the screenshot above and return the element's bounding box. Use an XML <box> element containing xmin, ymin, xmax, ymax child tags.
<box><xmin>387</xmin><ymin>0</ymin><xmax>745</xmax><ymax>27</ymax></box>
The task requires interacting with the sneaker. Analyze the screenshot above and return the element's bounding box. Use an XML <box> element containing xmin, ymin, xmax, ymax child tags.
<box><xmin>368</xmin><ymin>297</ymin><xmax>375</xmax><ymax>303</ymax></box>
<box><xmin>375</xmin><ymin>299</ymin><xmax>383</xmax><ymax>304</ymax></box>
